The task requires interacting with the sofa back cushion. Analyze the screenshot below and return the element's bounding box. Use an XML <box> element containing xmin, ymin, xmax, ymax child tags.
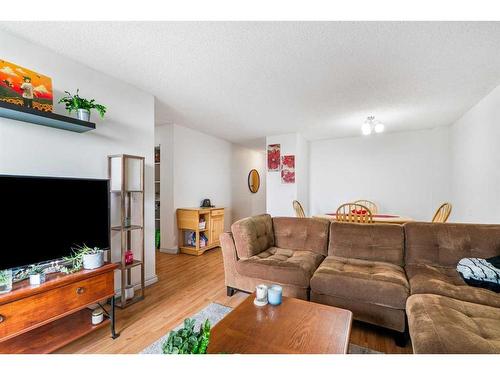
<box><xmin>231</xmin><ymin>214</ymin><xmax>275</xmax><ymax>259</ymax></box>
<box><xmin>329</xmin><ymin>222</ymin><xmax>405</xmax><ymax>266</ymax></box>
<box><xmin>405</xmin><ymin>222</ymin><xmax>500</xmax><ymax>268</ymax></box>
<box><xmin>272</xmin><ymin>217</ymin><xmax>330</xmax><ymax>256</ymax></box>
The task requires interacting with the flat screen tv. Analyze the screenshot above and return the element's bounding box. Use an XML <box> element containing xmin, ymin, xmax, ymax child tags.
<box><xmin>0</xmin><ymin>175</ymin><xmax>110</xmax><ymax>270</ymax></box>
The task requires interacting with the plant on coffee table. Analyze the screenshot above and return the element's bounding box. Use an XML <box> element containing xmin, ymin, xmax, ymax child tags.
<box><xmin>162</xmin><ymin>318</ymin><xmax>211</xmax><ymax>354</ymax></box>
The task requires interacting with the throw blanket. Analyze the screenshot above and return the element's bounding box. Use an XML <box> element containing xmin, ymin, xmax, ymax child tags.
<box><xmin>457</xmin><ymin>256</ymin><xmax>500</xmax><ymax>293</ymax></box>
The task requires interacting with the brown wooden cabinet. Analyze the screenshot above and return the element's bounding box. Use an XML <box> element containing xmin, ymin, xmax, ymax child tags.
<box><xmin>0</xmin><ymin>263</ymin><xmax>118</xmax><ymax>354</ymax></box>
<box><xmin>177</xmin><ymin>207</ymin><xmax>225</xmax><ymax>255</ymax></box>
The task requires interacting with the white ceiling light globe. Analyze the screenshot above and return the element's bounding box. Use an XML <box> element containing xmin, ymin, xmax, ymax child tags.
<box><xmin>361</xmin><ymin>122</ymin><xmax>372</xmax><ymax>135</ymax></box>
<box><xmin>374</xmin><ymin>122</ymin><xmax>385</xmax><ymax>133</ymax></box>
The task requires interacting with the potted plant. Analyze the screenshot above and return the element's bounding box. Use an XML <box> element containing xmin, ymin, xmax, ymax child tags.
<box><xmin>58</xmin><ymin>89</ymin><xmax>107</xmax><ymax>122</ymax></box>
<box><xmin>162</xmin><ymin>318</ymin><xmax>211</xmax><ymax>354</ymax></box>
<box><xmin>27</xmin><ymin>265</ymin><xmax>46</xmax><ymax>285</ymax></box>
<box><xmin>0</xmin><ymin>269</ymin><xmax>13</xmax><ymax>294</ymax></box>
<box><xmin>59</xmin><ymin>244</ymin><xmax>105</xmax><ymax>274</ymax></box>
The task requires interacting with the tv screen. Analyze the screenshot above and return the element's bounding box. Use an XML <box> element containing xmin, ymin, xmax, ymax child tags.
<box><xmin>0</xmin><ymin>175</ymin><xmax>110</xmax><ymax>270</ymax></box>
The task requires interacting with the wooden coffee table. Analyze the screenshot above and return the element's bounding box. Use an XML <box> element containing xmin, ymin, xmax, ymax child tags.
<box><xmin>207</xmin><ymin>293</ymin><xmax>352</xmax><ymax>354</ymax></box>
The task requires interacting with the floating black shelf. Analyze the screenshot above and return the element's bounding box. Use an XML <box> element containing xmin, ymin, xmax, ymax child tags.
<box><xmin>0</xmin><ymin>100</ymin><xmax>95</xmax><ymax>133</ymax></box>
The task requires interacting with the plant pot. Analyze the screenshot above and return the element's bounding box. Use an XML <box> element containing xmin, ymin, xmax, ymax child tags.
<box><xmin>29</xmin><ymin>273</ymin><xmax>46</xmax><ymax>285</ymax></box>
<box><xmin>0</xmin><ymin>269</ymin><xmax>13</xmax><ymax>294</ymax></box>
<box><xmin>83</xmin><ymin>251</ymin><xmax>104</xmax><ymax>270</ymax></box>
<box><xmin>77</xmin><ymin>108</ymin><xmax>91</xmax><ymax>122</ymax></box>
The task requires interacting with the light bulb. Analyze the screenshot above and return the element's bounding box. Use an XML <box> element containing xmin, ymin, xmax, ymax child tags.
<box><xmin>361</xmin><ymin>122</ymin><xmax>372</xmax><ymax>135</ymax></box>
<box><xmin>374</xmin><ymin>122</ymin><xmax>385</xmax><ymax>133</ymax></box>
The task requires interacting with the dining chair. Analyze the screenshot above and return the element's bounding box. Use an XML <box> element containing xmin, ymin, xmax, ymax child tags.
<box><xmin>353</xmin><ymin>200</ymin><xmax>378</xmax><ymax>214</ymax></box>
<box><xmin>432</xmin><ymin>202</ymin><xmax>452</xmax><ymax>223</ymax></box>
<box><xmin>335</xmin><ymin>203</ymin><xmax>373</xmax><ymax>224</ymax></box>
<box><xmin>292</xmin><ymin>200</ymin><xmax>306</xmax><ymax>218</ymax></box>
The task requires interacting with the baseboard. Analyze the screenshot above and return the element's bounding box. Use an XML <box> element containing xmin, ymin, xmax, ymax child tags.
<box><xmin>159</xmin><ymin>247</ymin><xmax>179</xmax><ymax>254</ymax></box>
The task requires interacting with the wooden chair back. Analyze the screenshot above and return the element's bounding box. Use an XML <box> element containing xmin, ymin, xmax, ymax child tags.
<box><xmin>432</xmin><ymin>202</ymin><xmax>452</xmax><ymax>223</ymax></box>
<box><xmin>292</xmin><ymin>200</ymin><xmax>306</xmax><ymax>218</ymax></box>
<box><xmin>335</xmin><ymin>203</ymin><xmax>373</xmax><ymax>224</ymax></box>
<box><xmin>353</xmin><ymin>200</ymin><xmax>378</xmax><ymax>214</ymax></box>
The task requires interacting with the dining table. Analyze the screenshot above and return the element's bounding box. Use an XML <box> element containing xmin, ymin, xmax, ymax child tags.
<box><xmin>314</xmin><ymin>213</ymin><xmax>414</xmax><ymax>225</ymax></box>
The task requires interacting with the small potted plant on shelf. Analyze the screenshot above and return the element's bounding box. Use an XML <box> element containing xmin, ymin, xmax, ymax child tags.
<box><xmin>59</xmin><ymin>244</ymin><xmax>105</xmax><ymax>274</ymax></box>
<box><xmin>58</xmin><ymin>89</ymin><xmax>107</xmax><ymax>122</ymax></box>
<box><xmin>0</xmin><ymin>269</ymin><xmax>13</xmax><ymax>294</ymax></box>
<box><xmin>27</xmin><ymin>265</ymin><xmax>46</xmax><ymax>285</ymax></box>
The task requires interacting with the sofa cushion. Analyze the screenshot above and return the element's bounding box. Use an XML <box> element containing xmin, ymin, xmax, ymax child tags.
<box><xmin>310</xmin><ymin>256</ymin><xmax>409</xmax><ymax>309</ymax></box>
<box><xmin>273</xmin><ymin>217</ymin><xmax>330</xmax><ymax>256</ymax></box>
<box><xmin>235</xmin><ymin>247</ymin><xmax>324</xmax><ymax>287</ymax></box>
<box><xmin>329</xmin><ymin>222</ymin><xmax>405</xmax><ymax>266</ymax></box>
<box><xmin>407</xmin><ymin>294</ymin><xmax>500</xmax><ymax>354</ymax></box>
<box><xmin>405</xmin><ymin>222</ymin><xmax>500</xmax><ymax>268</ymax></box>
<box><xmin>231</xmin><ymin>214</ymin><xmax>275</xmax><ymax>259</ymax></box>
<box><xmin>406</xmin><ymin>264</ymin><xmax>500</xmax><ymax>308</ymax></box>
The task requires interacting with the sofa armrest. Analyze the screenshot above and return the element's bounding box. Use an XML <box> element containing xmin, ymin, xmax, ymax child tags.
<box><xmin>220</xmin><ymin>232</ymin><xmax>240</xmax><ymax>287</ymax></box>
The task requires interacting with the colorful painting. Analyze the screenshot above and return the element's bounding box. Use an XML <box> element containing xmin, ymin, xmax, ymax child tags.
<box><xmin>267</xmin><ymin>144</ymin><xmax>281</xmax><ymax>171</ymax></box>
<box><xmin>281</xmin><ymin>155</ymin><xmax>295</xmax><ymax>184</ymax></box>
<box><xmin>0</xmin><ymin>59</ymin><xmax>53</xmax><ymax>112</ymax></box>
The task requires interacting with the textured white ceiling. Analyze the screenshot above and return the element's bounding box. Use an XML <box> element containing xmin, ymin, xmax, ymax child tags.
<box><xmin>2</xmin><ymin>21</ymin><xmax>500</xmax><ymax>144</ymax></box>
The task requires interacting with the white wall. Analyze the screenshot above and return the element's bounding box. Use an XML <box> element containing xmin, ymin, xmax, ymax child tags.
<box><xmin>0</xmin><ymin>30</ymin><xmax>157</xmax><ymax>288</ymax></box>
<box><xmin>266</xmin><ymin>133</ymin><xmax>310</xmax><ymax>217</ymax></box>
<box><xmin>309</xmin><ymin>128</ymin><xmax>450</xmax><ymax>221</ymax></box>
<box><xmin>156</xmin><ymin>124</ymin><xmax>266</xmax><ymax>250</ymax></box>
<box><xmin>231</xmin><ymin>144</ymin><xmax>266</xmax><ymax>222</ymax></box>
<box><xmin>449</xmin><ymin>84</ymin><xmax>500</xmax><ymax>224</ymax></box>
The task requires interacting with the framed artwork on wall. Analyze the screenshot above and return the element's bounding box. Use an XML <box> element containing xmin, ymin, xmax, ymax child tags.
<box><xmin>0</xmin><ymin>59</ymin><xmax>53</xmax><ymax>112</ymax></box>
<box><xmin>267</xmin><ymin>143</ymin><xmax>281</xmax><ymax>171</ymax></box>
<box><xmin>281</xmin><ymin>155</ymin><xmax>295</xmax><ymax>184</ymax></box>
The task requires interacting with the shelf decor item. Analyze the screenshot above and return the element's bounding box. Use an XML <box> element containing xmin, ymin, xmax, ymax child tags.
<box><xmin>0</xmin><ymin>59</ymin><xmax>53</xmax><ymax>112</ymax></box>
<box><xmin>58</xmin><ymin>89</ymin><xmax>106</xmax><ymax>121</ymax></box>
<box><xmin>91</xmin><ymin>307</ymin><xmax>104</xmax><ymax>325</ymax></box>
<box><xmin>108</xmin><ymin>154</ymin><xmax>145</xmax><ymax>308</ymax></box>
<box><xmin>27</xmin><ymin>265</ymin><xmax>46</xmax><ymax>285</ymax></box>
<box><xmin>0</xmin><ymin>269</ymin><xmax>13</xmax><ymax>294</ymax></box>
<box><xmin>124</xmin><ymin>250</ymin><xmax>134</xmax><ymax>265</ymax></box>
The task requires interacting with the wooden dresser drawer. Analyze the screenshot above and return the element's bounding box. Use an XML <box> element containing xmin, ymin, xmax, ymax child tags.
<box><xmin>211</xmin><ymin>209</ymin><xmax>224</xmax><ymax>216</ymax></box>
<box><xmin>0</xmin><ymin>272</ymin><xmax>114</xmax><ymax>341</ymax></box>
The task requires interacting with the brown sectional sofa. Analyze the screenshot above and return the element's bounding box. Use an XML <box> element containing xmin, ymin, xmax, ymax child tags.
<box><xmin>221</xmin><ymin>214</ymin><xmax>500</xmax><ymax>353</ymax></box>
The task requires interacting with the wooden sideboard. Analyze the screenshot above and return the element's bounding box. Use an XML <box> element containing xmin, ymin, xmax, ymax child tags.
<box><xmin>177</xmin><ymin>207</ymin><xmax>225</xmax><ymax>256</ymax></box>
<box><xmin>0</xmin><ymin>263</ymin><xmax>118</xmax><ymax>354</ymax></box>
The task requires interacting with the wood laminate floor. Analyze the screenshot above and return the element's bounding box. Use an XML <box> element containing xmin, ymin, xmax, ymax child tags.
<box><xmin>57</xmin><ymin>249</ymin><xmax>412</xmax><ymax>354</ymax></box>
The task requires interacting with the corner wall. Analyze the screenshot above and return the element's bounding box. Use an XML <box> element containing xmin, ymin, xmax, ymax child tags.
<box><xmin>449</xmin><ymin>84</ymin><xmax>500</xmax><ymax>223</ymax></box>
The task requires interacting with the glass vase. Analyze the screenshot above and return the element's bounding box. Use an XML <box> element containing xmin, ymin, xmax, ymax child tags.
<box><xmin>0</xmin><ymin>269</ymin><xmax>13</xmax><ymax>294</ymax></box>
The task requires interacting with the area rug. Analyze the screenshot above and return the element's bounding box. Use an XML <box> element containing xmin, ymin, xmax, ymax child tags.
<box><xmin>140</xmin><ymin>303</ymin><xmax>381</xmax><ymax>354</ymax></box>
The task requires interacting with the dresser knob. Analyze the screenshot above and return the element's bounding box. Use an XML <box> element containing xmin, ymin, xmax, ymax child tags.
<box><xmin>0</xmin><ymin>314</ymin><xmax>4</xmax><ymax>323</ymax></box>
<box><xmin>76</xmin><ymin>287</ymin><xmax>86</xmax><ymax>295</ymax></box>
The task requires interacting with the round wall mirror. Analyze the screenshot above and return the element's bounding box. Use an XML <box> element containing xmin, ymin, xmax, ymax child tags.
<box><xmin>248</xmin><ymin>169</ymin><xmax>260</xmax><ymax>193</ymax></box>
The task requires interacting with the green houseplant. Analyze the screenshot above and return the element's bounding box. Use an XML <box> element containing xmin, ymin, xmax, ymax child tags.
<box><xmin>58</xmin><ymin>89</ymin><xmax>107</xmax><ymax>121</ymax></box>
<box><xmin>0</xmin><ymin>269</ymin><xmax>13</xmax><ymax>294</ymax></box>
<box><xmin>162</xmin><ymin>318</ymin><xmax>211</xmax><ymax>354</ymax></box>
<box><xmin>58</xmin><ymin>244</ymin><xmax>104</xmax><ymax>274</ymax></box>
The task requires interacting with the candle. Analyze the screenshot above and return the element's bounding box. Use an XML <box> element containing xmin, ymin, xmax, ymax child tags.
<box><xmin>268</xmin><ymin>285</ymin><xmax>282</xmax><ymax>305</ymax></box>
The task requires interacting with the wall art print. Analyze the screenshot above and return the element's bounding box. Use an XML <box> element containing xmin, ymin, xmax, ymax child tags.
<box><xmin>267</xmin><ymin>143</ymin><xmax>281</xmax><ymax>171</ymax></box>
<box><xmin>0</xmin><ymin>59</ymin><xmax>53</xmax><ymax>112</ymax></box>
<box><xmin>281</xmin><ymin>155</ymin><xmax>295</xmax><ymax>184</ymax></box>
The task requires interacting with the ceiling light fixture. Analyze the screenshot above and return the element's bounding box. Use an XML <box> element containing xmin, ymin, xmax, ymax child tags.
<box><xmin>362</xmin><ymin>116</ymin><xmax>385</xmax><ymax>135</ymax></box>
